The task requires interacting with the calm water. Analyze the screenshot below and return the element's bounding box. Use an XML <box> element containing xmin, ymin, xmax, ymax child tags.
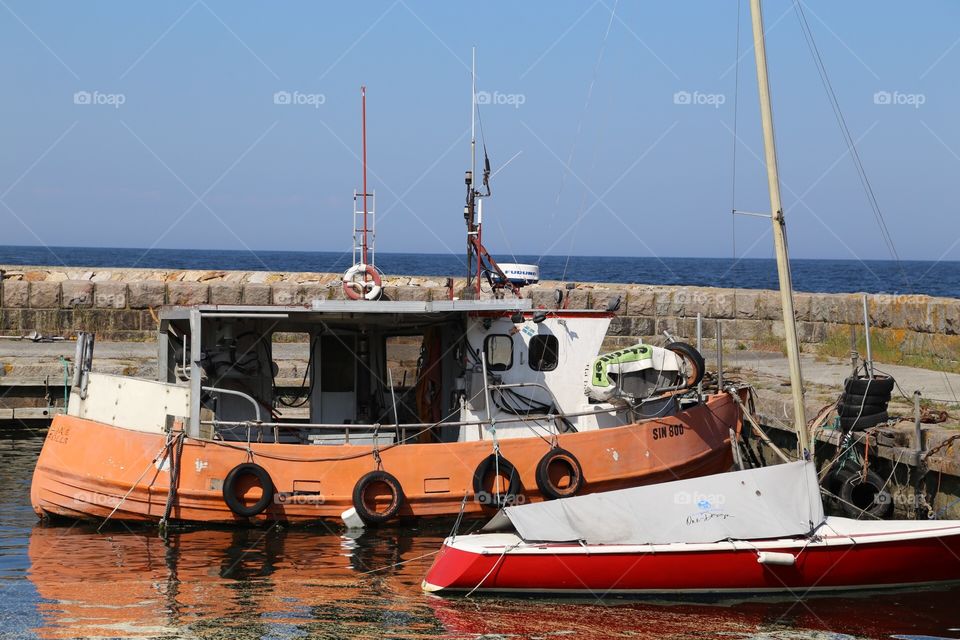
<box><xmin>2</xmin><ymin>433</ymin><xmax>960</xmax><ymax>639</ymax></box>
<box><xmin>1</xmin><ymin>245</ymin><xmax>958</xmax><ymax>298</ymax></box>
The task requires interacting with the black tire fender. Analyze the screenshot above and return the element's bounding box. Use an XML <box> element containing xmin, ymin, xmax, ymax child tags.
<box><xmin>352</xmin><ymin>470</ymin><xmax>404</xmax><ymax>525</ymax></box>
<box><xmin>665</xmin><ymin>341</ymin><xmax>706</xmax><ymax>389</ymax></box>
<box><xmin>473</xmin><ymin>453</ymin><xmax>522</xmax><ymax>509</ymax></box>
<box><xmin>837</xmin><ymin>400</ymin><xmax>888</xmax><ymax>418</ymax></box>
<box><xmin>222</xmin><ymin>462</ymin><xmax>275</xmax><ymax>518</ymax></box>
<box><xmin>535</xmin><ymin>448</ymin><xmax>584</xmax><ymax>500</ymax></box>
<box><xmin>843</xmin><ymin>376</ymin><xmax>895</xmax><ymax>397</ymax></box>
<box><xmin>839</xmin><ymin>411</ymin><xmax>889</xmax><ymax>432</ymax></box>
<box><xmin>838</xmin><ymin>468</ymin><xmax>892</xmax><ymax>519</ymax></box>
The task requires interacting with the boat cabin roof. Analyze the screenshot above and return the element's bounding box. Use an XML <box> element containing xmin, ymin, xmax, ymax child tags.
<box><xmin>158</xmin><ymin>298</ymin><xmax>537</xmax><ymax>322</ymax></box>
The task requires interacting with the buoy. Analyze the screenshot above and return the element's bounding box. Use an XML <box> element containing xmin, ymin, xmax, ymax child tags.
<box><xmin>342</xmin><ymin>263</ymin><xmax>383</xmax><ymax>301</ymax></box>
<box><xmin>341</xmin><ymin>507</ymin><xmax>366</xmax><ymax>530</ymax></box>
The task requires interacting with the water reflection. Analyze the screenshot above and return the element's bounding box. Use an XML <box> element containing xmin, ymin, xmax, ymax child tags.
<box><xmin>26</xmin><ymin>521</ymin><xmax>960</xmax><ymax>640</ymax></box>
<box><xmin>27</xmin><ymin>524</ymin><xmax>445</xmax><ymax>639</ymax></box>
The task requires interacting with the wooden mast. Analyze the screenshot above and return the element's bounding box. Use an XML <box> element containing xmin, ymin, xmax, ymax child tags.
<box><xmin>748</xmin><ymin>0</ymin><xmax>809</xmax><ymax>456</ymax></box>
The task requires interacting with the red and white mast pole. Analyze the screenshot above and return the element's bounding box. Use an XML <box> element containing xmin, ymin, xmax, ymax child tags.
<box><xmin>361</xmin><ymin>85</ymin><xmax>369</xmax><ymax>266</ymax></box>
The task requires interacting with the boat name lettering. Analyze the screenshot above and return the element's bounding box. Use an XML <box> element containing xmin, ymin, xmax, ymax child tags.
<box><xmin>48</xmin><ymin>424</ymin><xmax>70</xmax><ymax>444</ymax></box>
<box><xmin>652</xmin><ymin>424</ymin><xmax>685</xmax><ymax>441</ymax></box>
<box><xmin>685</xmin><ymin>511</ymin><xmax>733</xmax><ymax>526</ymax></box>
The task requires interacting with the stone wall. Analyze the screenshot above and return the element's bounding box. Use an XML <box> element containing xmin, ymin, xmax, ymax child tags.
<box><xmin>1</xmin><ymin>266</ymin><xmax>959</xmax><ymax>368</ymax></box>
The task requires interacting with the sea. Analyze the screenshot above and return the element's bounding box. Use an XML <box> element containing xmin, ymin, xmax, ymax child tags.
<box><xmin>0</xmin><ymin>245</ymin><xmax>957</xmax><ymax>298</ymax></box>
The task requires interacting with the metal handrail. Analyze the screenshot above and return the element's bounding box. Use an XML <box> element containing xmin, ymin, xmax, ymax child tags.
<box><xmin>200</xmin><ymin>402</ymin><xmax>640</xmax><ymax>432</ymax></box>
<box><xmin>201</xmin><ymin>385</ymin><xmax>262</xmax><ymax>422</ymax></box>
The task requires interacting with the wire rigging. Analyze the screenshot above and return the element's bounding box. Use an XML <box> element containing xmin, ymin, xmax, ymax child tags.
<box><xmin>538</xmin><ymin>0</ymin><xmax>620</xmax><ymax>272</ymax></box>
<box><xmin>791</xmin><ymin>1</ymin><xmax>911</xmax><ymax>292</ymax></box>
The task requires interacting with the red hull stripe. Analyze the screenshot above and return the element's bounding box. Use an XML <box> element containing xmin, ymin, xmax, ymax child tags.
<box><xmin>424</xmin><ymin>533</ymin><xmax>960</xmax><ymax>594</ymax></box>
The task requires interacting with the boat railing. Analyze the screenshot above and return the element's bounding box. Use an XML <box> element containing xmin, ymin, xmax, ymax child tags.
<box><xmin>198</xmin><ymin>383</ymin><xmax>716</xmax><ymax>445</ymax></box>
<box><xmin>200</xmin><ymin>402</ymin><xmax>641</xmax><ymax>446</ymax></box>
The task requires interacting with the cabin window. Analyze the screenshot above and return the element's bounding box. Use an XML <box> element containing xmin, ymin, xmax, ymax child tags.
<box><xmin>484</xmin><ymin>335</ymin><xmax>513</xmax><ymax>371</ymax></box>
<box><xmin>528</xmin><ymin>335</ymin><xmax>559</xmax><ymax>371</ymax></box>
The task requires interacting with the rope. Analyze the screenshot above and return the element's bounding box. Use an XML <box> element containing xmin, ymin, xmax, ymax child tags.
<box><xmin>358</xmin><ymin>550</ymin><xmax>441</xmax><ymax>575</ymax></box>
<box><xmin>159</xmin><ymin>431</ymin><xmax>185</xmax><ymax>534</ymax></box>
<box><xmin>450</xmin><ymin>493</ymin><xmax>468</xmax><ymax>542</ymax></box>
<box><xmin>97</xmin><ymin>442</ymin><xmax>171</xmax><ymax>532</ymax></box>
<box><xmin>465</xmin><ymin>543</ymin><xmax>518</xmax><ymax>597</ymax></box>
<box><xmin>820</xmin><ymin>487</ymin><xmax>883</xmax><ymax>521</ymax></box>
<box><xmin>539</xmin><ymin>0</ymin><xmax>619</xmax><ymax>274</ymax></box>
<box><xmin>792</xmin><ymin>0</ymin><xmax>909</xmax><ymax>291</ymax></box>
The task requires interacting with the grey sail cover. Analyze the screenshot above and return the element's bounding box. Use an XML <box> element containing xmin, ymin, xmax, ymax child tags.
<box><xmin>489</xmin><ymin>461</ymin><xmax>824</xmax><ymax>545</ymax></box>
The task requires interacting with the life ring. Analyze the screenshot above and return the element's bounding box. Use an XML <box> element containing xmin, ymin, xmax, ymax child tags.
<box><xmin>342</xmin><ymin>263</ymin><xmax>383</xmax><ymax>301</ymax></box>
<box><xmin>473</xmin><ymin>453</ymin><xmax>522</xmax><ymax>508</ymax></box>
<box><xmin>352</xmin><ymin>470</ymin><xmax>404</xmax><ymax>525</ymax></box>
<box><xmin>222</xmin><ymin>462</ymin><xmax>275</xmax><ymax>518</ymax></box>
<box><xmin>535</xmin><ymin>448</ymin><xmax>584</xmax><ymax>500</ymax></box>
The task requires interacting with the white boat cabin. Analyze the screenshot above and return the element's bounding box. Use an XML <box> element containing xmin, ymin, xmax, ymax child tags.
<box><xmin>107</xmin><ymin>299</ymin><xmax>683</xmax><ymax>446</ymax></box>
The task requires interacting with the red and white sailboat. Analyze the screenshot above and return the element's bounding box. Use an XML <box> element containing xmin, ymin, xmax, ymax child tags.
<box><xmin>422</xmin><ymin>0</ymin><xmax>960</xmax><ymax>597</ymax></box>
<box><xmin>422</xmin><ymin>461</ymin><xmax>960</xmax><ymax>595</ymax></box>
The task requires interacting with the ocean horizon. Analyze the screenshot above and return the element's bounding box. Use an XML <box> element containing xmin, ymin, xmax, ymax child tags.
<box><xmin>0</xmin><ymin>245</ymin><xmax>956</xmax><ymax>298</ymax></box>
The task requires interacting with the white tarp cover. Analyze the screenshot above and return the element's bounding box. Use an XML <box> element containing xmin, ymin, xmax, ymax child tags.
<box><xmin>490</xmin><ymin>461</ymin><xmax>824</xmax><ymax>545</ymax></box>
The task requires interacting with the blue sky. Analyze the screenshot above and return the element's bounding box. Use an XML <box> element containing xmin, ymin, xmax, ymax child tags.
<box><xmin>1</xmin><ymin>1</ymin><xmax>958</xmax><ymax>262</ymax></box>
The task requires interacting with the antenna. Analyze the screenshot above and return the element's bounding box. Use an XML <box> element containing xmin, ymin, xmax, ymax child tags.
<box><xmin>471</xmin><ymin>47</ymin><xmax>476</xmax><ymax>193</ymax></box>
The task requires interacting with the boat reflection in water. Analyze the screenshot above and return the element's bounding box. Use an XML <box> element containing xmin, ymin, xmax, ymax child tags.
<box><xmin>27</xmin><ymin>524</ymin><xmax>446</xmax><ymax>639</ymax></box>
<box><xmin>28</xmin><ymin>523</ymin><xmax>960</xmax><ymax>639</ymax></box>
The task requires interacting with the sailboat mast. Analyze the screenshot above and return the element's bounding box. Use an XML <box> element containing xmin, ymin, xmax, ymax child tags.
<box><xmin>748</xmin><ymin>0</ymin><xmax>809</xmax><ymax>456</ymax></box>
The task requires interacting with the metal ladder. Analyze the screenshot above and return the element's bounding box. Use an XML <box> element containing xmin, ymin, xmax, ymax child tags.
<box><xmin>352</xmin><ymin>190</ymin><xmax>376</xmax><ymax>267</ymax></box>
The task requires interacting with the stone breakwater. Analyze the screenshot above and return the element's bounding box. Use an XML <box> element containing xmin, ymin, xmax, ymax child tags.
<box><xmin>1</xmin><ymin>266</ymin><xmax>958</xmax><ymax>368</ymax></box>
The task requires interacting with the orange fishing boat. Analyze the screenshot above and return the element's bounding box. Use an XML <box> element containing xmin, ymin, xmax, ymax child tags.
<box><xmin>30</xmin><ymin>300</ymin><xmax>742</xmax><ymax>526</ymax></box>
<box><xmin>30</xmin><ymin>84</ymin><xmax>743</xmax><ymax>527</ymax></box>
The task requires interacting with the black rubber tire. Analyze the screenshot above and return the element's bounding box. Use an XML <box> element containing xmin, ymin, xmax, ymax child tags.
<box><xmin>352</xmin><ymin>470</ymin><xmax>404</xmax><ymax>525</ymax></box>
<box><xmin>841</xmin><ymin>391</ymin><xmax>892</xmax><ymax>406</ymax></box>
<box><xmin>822</xmin><ymin>467</ymin><xmax>848</xmax><ymax>501</ymax></box>
<box><xmin>535</xmin><ymin>448</ymin><xmax>584</xmax><ymax>500</ymax></box>
<box><xmin>665</xmin><ymin>342</ymin><xmax>706</xmax><ymax>389</ymax></box>
<box><xmin>473</xmin><ymin>453</ymin><xmax>522</xmax><ymax>509</ymax></box>
<box><xmin>839</xmin><ymin>411</ymin><xmax>889</xmax><ymax>432</ymax></box>
<box><xmin>837</xmin><ymin>400</ymin><xmax>888</xmax><ymax>418</ymax></box>
<box><xmin>222</xmin><ymin>463</ymin><xmax>275</xmax><ymax>518</ymax></box>
<box><xmin>843</xmin><ymin>376</ymin><xmax>895</xmax><ymax>397</ymax></box>
<box><xmin>838</xmin><ymin>469</ymin><xmax>892</xmax><ymax>519</ymax></box>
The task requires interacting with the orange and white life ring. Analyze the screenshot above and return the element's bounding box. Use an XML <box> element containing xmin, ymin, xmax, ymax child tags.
<box><xmin>342</xmin><ymin>263</ymin><xmax>383</xmax><ymax>301</ymax></box>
